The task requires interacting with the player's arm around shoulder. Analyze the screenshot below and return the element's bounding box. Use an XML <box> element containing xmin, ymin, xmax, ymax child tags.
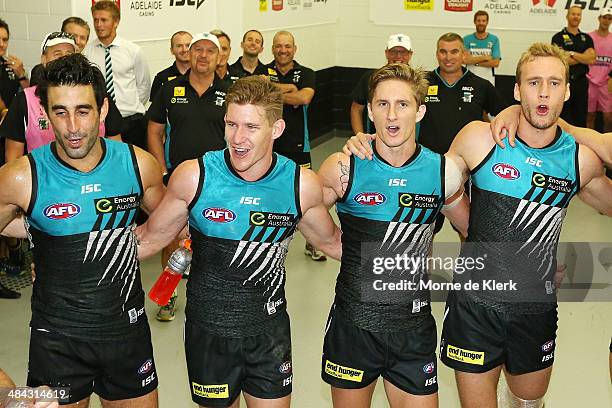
<box><xmin>559</xmin><ymin>118</ymin><xmax>612</xmax><ymax>167</ymax></box>
<box><xmin>0</xmin><ymin>156</ymin><xmax>32</xmax><ymax>238</ymax></box>
<box><xmin>135</xmin><ymin>157</ymin><xmax>199</xmax><ymax>259</ymax></box>
<box><xmin>448</xmin><ymin>120</ymin><xmax>496</xmax><ymax>172</ymax></box>
<box><xmin>441</xmin><ymin>155</ymin><xmax>470</xmax><ymax>238</ymax></box>
<box><xmin>576</xmin><ymin>144</ymin><xmax>612</xmax><ymax>216</ymax></box>
<box><xmin>297</xmin><ymin>166</ymin><xmax>342</xmax><ymax>261</ymax></box>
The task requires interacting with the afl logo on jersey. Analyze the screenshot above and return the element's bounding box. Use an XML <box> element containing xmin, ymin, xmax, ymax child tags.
<box><xmin>138</xmin><ymin>359</ymin><xmax>153</xmax><ymax>375</ymax></box>
<box><xmin>423</xmin><ymin>362</ymin><xmax>435</xmax><ymax>374</ymax></box>
<box><xmin>43</xmin><ymin>203</ymin><xmax>81</xmax><ymax>220</ymax></box>
<box><xmin>541</xmin><ymin>340</ymin><xmax>554</xmax><ymax>353</ymax></box>
<box><xmin>492</xmin><ymin>163</ymin><xmax>520</xmax><ymax>180</ymax></box>
<box><xmin>354</xmin><ymin>192</ymin><xmax>386</xmax><ymax>206</ymax></box>
<box><xmin>203</xmin><ymin>207</ymin><xmax>236</xmax><ymax>223</ymax></box>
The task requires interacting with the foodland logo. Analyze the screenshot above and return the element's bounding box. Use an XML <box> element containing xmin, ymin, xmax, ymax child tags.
<box><xmin>492</xmin><ymin>163</ymin><xmax>520</xmax><ymax>180</ymax></box>
<box><xmin>44</xmin><ymin>203</ymin><xmax>81</xmax><ymax>220</ymax></box>
<box><xmin>203</xmin><ymin>207</ymin><xmax>236</xmax><ymax>223</ymax></box>
<box><xmin>354</xmin><ymin>192</ymin><xmax>386</xmax><ymax>206</ymax></box>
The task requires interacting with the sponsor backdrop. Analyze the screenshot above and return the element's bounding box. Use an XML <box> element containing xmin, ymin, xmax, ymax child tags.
<box><xmin>73</xmin><ymin>0</ymin><xmax>217</xmax><ymax>41</ymax></box>
<box><xmin>370</xmin><ymin>0</ymin><xmax>611</xmax><ymax>32</ymax></box>
<box><xmin>249</xmin><ymin>0</ymin><xmax>339</xmax><ymax>30</ymax></box>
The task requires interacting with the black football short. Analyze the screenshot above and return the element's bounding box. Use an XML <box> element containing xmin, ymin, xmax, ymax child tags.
<box><xmin>184</xmin><ymin>315</ymin><xmax>293</xmax><ymax>407</ymax></box>
<box><xmin>440</xmin><ymin>291</ymin><xmax>558</xmax><ymax>375</ymax></box>
<box><xmin>321</xmin><ymin>305</ymin><xmax>438</xmax><ymax>395</ymax></box>
<box><xmin>27</xmin><ymin>325</ymin><xmax>158</xmax><ymax>404</ymax></box>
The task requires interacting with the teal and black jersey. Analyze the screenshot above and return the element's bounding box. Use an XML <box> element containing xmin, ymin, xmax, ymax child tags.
<box><xmin>25</xmin><ymin>139</ymin><xmax>145</xmax><ymax>342</ymax></box>
<box><xmin>460</xmin><ymin>127</ymin><xmax>580</xmax><ymax>311</ymax></box>
<box><xmin>335</xmin><ymin>144</ymin><xmax>445</xmax><ymax>332</ymax></box>
<box><xmin>188</xmin><ymin>150</ymin><xmax>302</xmax><ymax>337</ymax></box>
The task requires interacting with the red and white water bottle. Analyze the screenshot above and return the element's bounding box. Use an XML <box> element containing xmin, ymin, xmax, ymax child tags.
<box><xmin>148</xmin><ymin>240</ymin><xmax>192</xmax><ymax>306</ymax></box>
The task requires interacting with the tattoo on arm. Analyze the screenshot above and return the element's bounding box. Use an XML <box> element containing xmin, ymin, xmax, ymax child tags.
<box><xmin>339</xmin><ymin>161</ymin><xmax>349</xmax><ymax>195</ymax></box>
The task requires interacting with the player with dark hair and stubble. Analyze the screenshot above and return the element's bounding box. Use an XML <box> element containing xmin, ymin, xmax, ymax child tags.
<box><xmin>0</xmin><ymin>53</ymin><xmax>164</xmax><ymax>408</ymax></box>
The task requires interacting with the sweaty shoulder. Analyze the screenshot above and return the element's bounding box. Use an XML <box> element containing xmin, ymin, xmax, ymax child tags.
<box><xmin>0</xmin><ymin>155</ymin><xmax>32</xmax><ymax>210</ymax></box>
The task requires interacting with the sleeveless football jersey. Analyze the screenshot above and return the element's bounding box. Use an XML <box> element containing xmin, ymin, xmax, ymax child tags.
<box><xmin>459</xmin><ymin>128</ymin><xmax>579</xmax><ymax>312</ymax></box>
<box><xmin>188</xmin><ymin>150</ymin><xmax>301</xmax><ymax>336</ymax></box>
<box><xmin>335</xmin><ymin>144</ymin><xmax>445</xmax><ymax>332</ymax></box>
<box><xmin>26</xmin><ymin>139</ymin><xmax>145</xmax><ymax>341</ymax></box>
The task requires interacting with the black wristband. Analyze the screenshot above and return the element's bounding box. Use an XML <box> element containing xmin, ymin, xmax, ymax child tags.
<box><xmin>17</xmin><ymin>76</ymin><xmax>26</xmax><ymax>81</ymax></box>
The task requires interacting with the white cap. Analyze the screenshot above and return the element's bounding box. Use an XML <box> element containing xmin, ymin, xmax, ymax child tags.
<box><xmin>189</xmin><ymin>32</ymin><xmax>220</xmax><ymax>49</ymax></box>
<box><xmin>600</xmin><ymin>7</ymin><xmax>612</xmax><ymax>17</ymax></box>
<box><xmin>386</xmin><ymin>34</ymin><xmax>412</xmax><ymax>52</ymax></box>
<box><xmin>41</xmin><ymin>32</ymin><xmax>76</xmax><ymax>54</ymax></box>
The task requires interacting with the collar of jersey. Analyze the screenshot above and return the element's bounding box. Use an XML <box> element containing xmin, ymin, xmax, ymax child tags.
<box><xmin>433</xmin><ymin>67</ymin><xmax>468</xmax><ymax>88</ymax></box>
<box><xmin>515</xmin><ymin>126</ymin><xmax>562</xmax><ymax>151</ymax></box>
<box><xmin>372</xmin><ymin>140</ymin><xmax>422</xmax><ymax>168</ymax></box>
<box><xmin>223</xmin><ymin>148</ymin><xmax>279</xmax><ymax>183</ymax></box>
<box><xmin>50</xmin><ymin>138</ymin><xmax>108</xmax><ymax>173</ymax></box>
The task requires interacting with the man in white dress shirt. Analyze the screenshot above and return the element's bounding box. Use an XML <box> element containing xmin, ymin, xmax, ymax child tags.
<box><xmin>84</xmin><ymin>0</ymin><xmax>150</xmax><ymax>149</ymax></box>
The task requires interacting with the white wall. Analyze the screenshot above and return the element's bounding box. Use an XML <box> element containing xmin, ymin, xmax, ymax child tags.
<box><xmin>3</xmin><ymin>0</ymin><xmax>604</xmax><ymax>80</ymax></box>
<box><xmin>1</xmin><ymin>0</ymin><xmax>71</xmax><ymax>72</ymax></box>
<box><xmin>336</xmin><ymin>0</ymin><xmax>603</xmax><ymax>76</ymax></box>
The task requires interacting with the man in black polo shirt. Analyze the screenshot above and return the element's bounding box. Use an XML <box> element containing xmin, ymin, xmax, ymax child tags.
<box><xmin>230</xmin><ymin>29</ymin><xmax>268</xmax><ymax>78</ymax></box>
<box><xmin>552</xmin><ymin>5</ymin><xmax>596</xmax><ymax>127</ymax></box>
<box><xmin>266</xmin><ymin>30</ymin><xmax>323</xmax><ymax>260</ymax></box>
<box><xmin>419</xmin><ymin>32</ymin><xmax>504</xmax><ymax>234</ymax></box>
<box><xmin>147</xmin><ymin>32</ymin><xmax>228</xmax><ymax>320</ymax></box>
<box><xmin>350</xmin><ymin>33</ymin><xmax>414</xmax><ymax>134</ymax></box>
<box><xmin>149</xmin><ymin>31</ymin><xmax>192</xmax><ymax>102</ymax></box>
<box><xmin>211</xmin><ymin>29</ymin><xmax>240</xmax><ymax>85</ymax></box>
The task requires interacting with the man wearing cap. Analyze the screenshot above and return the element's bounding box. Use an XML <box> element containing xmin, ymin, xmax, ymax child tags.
<box><xmin>230</xmin><ymin>29</ymin><xmax>268</xmax><ymax>79</ymax></box>
<box><xmin>30</xmin><ymin>16</ymin><xmax>92</xmax><ymax>86</ymax></box>
<box><xmin>587</xmin><ymin>7</ymin><xmax>612</xmax><ymax>132</ymax></box>
<box><xmin>350</xmin><ymin>33</ymin><xmax>413</xmax><ymax>135</ymax></box>
<box><xmin>147</xmin><ymin>32</ymin><xmax>228</xmax><ymax>321</ymax></box>
<box><xmin>1</xmin><ymin>32</ymin><xmax>123</xmax><ymax>162</ymax></box>
<box><xmin>463</xmin><ymin>10</ymin><xmax>501</xmax><ymax>86</ymax></box>
<box><xmin>552</xmin><ymin>5</ymin><xmax>596</xmax><ymax>127</ymax></box>
<box><xmin>85</xmin><ymin>0</ymin><xmax>151</xmax><ymax>149</ymax></box>
<box><xmin>149</xmin><ymin>31</ymin><xmax>192</xmax><ymax>102</ymax></box>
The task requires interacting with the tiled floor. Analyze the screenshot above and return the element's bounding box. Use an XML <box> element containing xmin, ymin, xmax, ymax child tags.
<box><xmin>1</xmin><ymin>137</ymin><xmax>610</xmax><ymax>407</ymax></box>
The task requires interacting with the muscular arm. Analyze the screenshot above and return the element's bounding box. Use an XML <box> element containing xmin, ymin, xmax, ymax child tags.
<box><xmin>274</xmin><ymin>83</ymin><xmax>298</xmax><ymax>94</ymax></box>
<box><xmin>441</xmin><ymin>155</ymin><xmax>470</xmax><ymax>237</ymax></box>
<box><xmin>0</xmin><ymin>157</ymin><xmax>31</xmax><ymax>234</ymax></box>
<box><xmin>5</xmin><ymin>138</ymin><xmax>25</xmax><ymax>162</ymax></box>
<box><xmin>350</xmin><ymin>102</ymin><xmax>365</xmax><ymax>134</ymax></box>
<box><xmin>281</xmin><ymin>87</ymin><xmax>314</xmax><ymax>106</ymax></box>
<box><xmin>134</xmin><ymin>147</ymin><xmax>165</xmax><ymax>215</ymax></box>
<box><xmin>136</xmin><ymin>159</ymin><xmax>199</xmax><ymax>259</ymax></box>
<box><xmin>577</xmin><ymin>145</ymin><xmax>612</xmax><ymax>216</ymax></box>
<box><xmin>558</xmin><ymin>119</ymin><xmax>612</xmax><ymax>167</ymax></box>
<box><xmin>146</xmin><ymin>120</ymin><xmax>168</xmax><ymax>174</ymax></box>
<box><xmin>296</xmin><ymin>168</ymin><xmax>342</xmax><ymax>260</ymax></box>
<box><xmin>318</xmin><ymin>152</ymin><xmax>350</xmax><ymax>209</ymax></box>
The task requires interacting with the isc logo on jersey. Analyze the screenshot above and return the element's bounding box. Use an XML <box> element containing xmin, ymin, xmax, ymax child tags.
<box><xmin>354</xmin><ymin>192</ymin><xmax>386</xmax><ymax>206</ymax></box>
<box><xmin>492</xmin><ymin>163</ymin><xmax>520</xmax><ymax>180</ymax></box>
<box><xmin>44</xmin><ymin>203</ymin><xmax>80</xmax><ymax>220</ymax></box>
<box><xmin>203</xmin><ymin>207</ymin><xmax>236</xmax><ymax>223</ymax></box>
